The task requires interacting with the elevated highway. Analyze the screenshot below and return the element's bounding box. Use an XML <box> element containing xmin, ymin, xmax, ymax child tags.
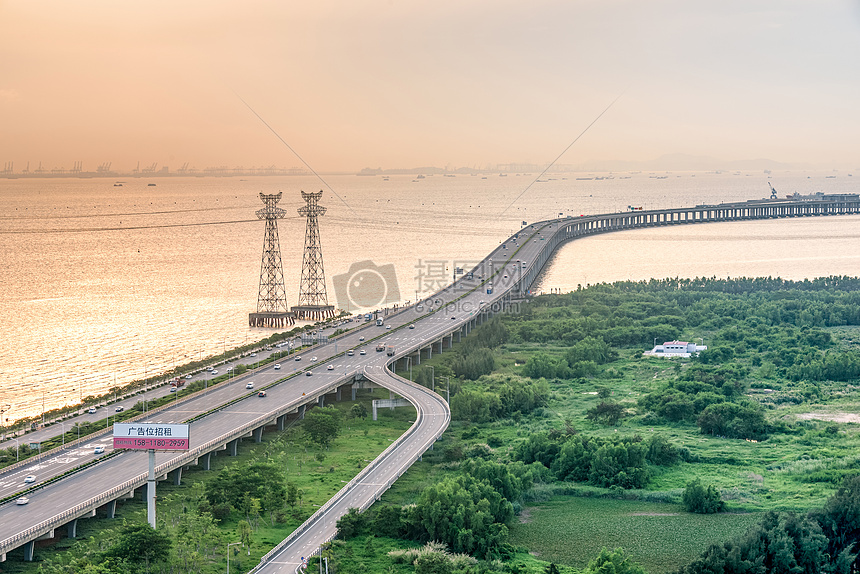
<box><xmin>1</xmin><ymin>194</ymin><xmax>859</xmax><ymax>567</ymax></box>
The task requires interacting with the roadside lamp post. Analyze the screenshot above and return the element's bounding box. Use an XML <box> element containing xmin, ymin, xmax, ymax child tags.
<box><xmin>15</xmin><ymin>437</ymin><xmax>19</xmax><ymax>461</ymax></box>
<box><xmin>428</xmin><ymin>366</ymin><xmax>435</xmax><ymax>392</ymax></box>
<box><xmin>60</xmin><ymin>421</ymin><xmax>66</xmax><ymax>450</ymax></box>
<box><xmin>440</xmin><ymin>376</ymin><xmax>450</xmax><ymax>403</ymax></box>
<box><xmin>226</xmin><ymin>541</ymin><xmax>241</xmax><ymax>573</ymax></box>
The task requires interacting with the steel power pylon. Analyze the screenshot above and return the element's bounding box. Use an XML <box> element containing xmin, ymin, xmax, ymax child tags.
<box><xmin>249</xmin><ymin>192</ymin><xmax>295</xmax><ymax>328</ymax></box>
<box><xmin>292</xmin><ymin>190</ymin><xmax>335</xmax><ymax>321</ymax></box>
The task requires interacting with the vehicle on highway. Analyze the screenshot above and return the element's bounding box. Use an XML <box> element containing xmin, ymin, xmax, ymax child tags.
<box><xmin>387</xmin><ymin>346</ymin><xmax>395</xmax><ymax>356</ymax></box>
<box><xmin>88</xmin><ymin>407</ymin><xmax>97</xmax><ymax>414</ymax></box>
<box><xmin>115</xmin><ymin>406</ymin><xmax>124</xmax><ymax>412</ymax></box>
<box><xmin>347</xmin><ymin>350</ymin><xmax>355</xmax><ymax>356</ymax></box>
<box><xmin>409</xmin><ymin>324</ymin><xmax>415</xmax><ymax>329</ymax></box>
<box><xmin>360</xmin><ymin>349</ymin><xmax>367</xmax><ymax>355</ymax></box>
<box><xmin>246</xmin><ymin>382</ymin><xmax>254</xmax><ymax>389</ymax></box>
<box><xmin>386</xmin><ymin>325</ymin><xmax>392</xmax><ymax>329</ymax></box>
<box><xmin>16</xmin><ymin>497</ymin><xmax>29</xmax><ymax>505</ymax></box>
<box><xmin>257</xmin><ymin>391</ymin><xmax>267</xmax><ymax>397</ymax></box>
<box><xmin>376</xmin><ymin>343</ymin><xmax>386</xmax><ymax>352</ymax></box>
<box><xmin>359</xmin><ymin>336</ymin><xmax>365</xmax><ymax>341</ymax></box>
<box><xmin>24</xmin><ymin>475</ymin><xmax>36</xmax><ymax>483</ymax></box>
<box><xmin>206</xmin><ymin>366</ymin><xmax>213</xmax><ymax>371</ymax></box>
<box><xmin>295</xmin><ymin>356</ymin><xmax>302</xmax><ymax>361</ymax></box>
<box><xmin>94</xmin><ymin>446</ymin><xmax>105</xmax><ymax>454</ymax></box>
<box><xmin>169</xmin><ymin>387</ymin><xmax>177</xmax><ymax>393</ymax></box>
<box><xmin>451</xmin><ymin>316</ymin><xmax>456</xmax><ymax>320</ymax></box>
<box><xmin>211</xmin><ymin>370</ymin><xmax>218</xmax><ymax>375</ymax></box>
<box><xmin>185</xmin><ymin>374</ymin><xmax>192</xmax><ymax>379</ymax></box>
<box><xmin>327</xmin><ymin>365</ymin><xmax>334</xmax><ymax>370</ymax></box>
<box><xmin>311</xmin><ymin>356</ymin><xmax>318</xmax><ymax>362</ymax></box>
<box><xmin>306</xmin><ymin>371</ymin><xmax>313</xmax><ymax>376</ymax></box>
<box><xmin>274</xmin><ymin>364</ymin><xmax>281</xmax><ymax>370</ymax></box>
<box><xmin>250</xmin><ymin>353</ymin><xmax>257</xmax><ymax>357</ymax></box>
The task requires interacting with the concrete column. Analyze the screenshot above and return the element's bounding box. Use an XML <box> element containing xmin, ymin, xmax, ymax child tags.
<box><xmin>23</xmin><ymin>541</ymin><xmax>34</xmax><ymax>562</ymax></box>
<box><xmin>277</xmin><ymin>414</ymin><xmax>286</xmax><ymax>431</ymax></box>
<box><xmin>253</xmin><ymin>426</ymin><xmax>263</xmax><ymax>443</ymax></box>
<box><xmin>336</xmin><ymin>386</ymin><xmax>342</xmax><ymax>401</ymax></box>
<box><xmin>351</xmin><ymin>387</ymin><xmax>357</xmax><ymax>401</ymax></box>
<box><xmin>67</xmin><ymin>518</ymin><xmax>78</xmax><ymax>539</ymax></box>
<box><xmin>298</xmin><ymin>405</ymin><xmax>306</xmax><ymax>420</ymax></box>
<box><xmin>372</xmin><ymin>402</ymin><xmax>378</xmax><ymax>421</ymax></box>
<box><xmin>147</xmin><ymin>449</ymin><xmax>157</xmax><ymax>528</ymax></box>
<box><xmin>172</xmin><ymin>467</ymin><xmax>182</xmax><ymax>486</ymax></box>
<box><xmin>228</xmin><ymin>438</ymin><xmax>239</xmax><ymax>456</ymax></box>
<box><xmin>200</xmin><ymin>451</ymin><xmax>212</xmax><ymax>471</ymax></box>
<box><xmin>106</xmin><ymin>499</ymin><xmax>117</xmax><ymax>518</ymax></box>
<box><xmin>317</xmin><ymin>395</ymin><xmax>325</xmax><ymax>408</ymax></box>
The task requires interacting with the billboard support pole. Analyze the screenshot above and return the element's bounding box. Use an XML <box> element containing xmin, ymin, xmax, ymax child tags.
<box><xmin>147</xmin><ymin>448</ymin><xmax>156</xmax><ymax>528</ymax></box>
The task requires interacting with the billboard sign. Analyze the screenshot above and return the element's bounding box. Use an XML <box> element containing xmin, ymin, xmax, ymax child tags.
<box><xmin>113</xmin><ymin>423</ymin><xmax>190</xmax><ymax>451</ymax></box>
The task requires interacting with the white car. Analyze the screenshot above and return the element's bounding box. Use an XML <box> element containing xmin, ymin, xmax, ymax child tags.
<box><xmin>211</xmin><ymin>370</ymin><xmax>218</xmax><ymax>375</ymax></box>
<box><xmin>360</xmin><ymin>349</ymin><xmax>367</xmax><ymax>355</ymax></box>
<box><xmin>409</xmin><ymin>324</ymin><xmax>415</xmax><ymax>329</ymax></box>
<box><xmin>24</xmin><ymin>475</ymin><xmax>36</xmax><ymax>483</ymax></box>
<box><xmin>94</xmin><ymin>446</ymin><xmax>105</xmax><ymax>454</ymax></box>
<box><xmin>327</xmin><ymin>365</ymin><xmax>334</xmax><ymax>370</ymax></box>
<box><xmin>359</xmin><ymin>336</ymin><xmax>365</xmax><ymax>341</ymax></box>
<box><xmin>185</xmin><ymin>374</ymin><xmax>192</xmax><ymax>379</ymax></box>
<box><xmin>274</xmin><ymin>364</ymin><xmax>281</xmax><ymax>370</ymax></box>
<box><xmin>250</xmin><ymin>353</ymin><xmax>257</xmax><ymax>357</ymax></box>
<box><xmin>311</xmin><ymin>356</ymin><xmax>318</xmax><ymax>362</ymax></box>
<box><xmin>16</xmin><ymin>497</ymin><xmax>29</xmax><ymax>505</ymax></box>
<box><xmin>246</xmin><ymin>382</ymin><xmax>254</xmax><ymax>389</ymax></box>
<box><xmin>386</xmin><ymin>325</ymin><xmax>391</xmax><ymax>330</ymax></box>
<box><xmin>347</xmin><ymin>350</ymin><xmax>355</xmax><ymax>356</ymax></box>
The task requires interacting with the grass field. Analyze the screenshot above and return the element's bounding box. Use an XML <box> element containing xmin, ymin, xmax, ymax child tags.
<box><xmin>508</xmin><ymin>497</ymin><xmax>762</xmax><ymax>573</ymax></box>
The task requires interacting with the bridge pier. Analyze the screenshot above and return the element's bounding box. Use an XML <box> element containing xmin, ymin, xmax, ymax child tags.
<box><xmin>253</xmin><ymin>426</ymin><xmax>264</xmax><ymax>443</ymax></box>
<box><xmin>67</xmin><ymin>518</ymin><xmax>78</xmax><ymax>539</ymax></box>
<box><xmin>298</xmin><ymin>404</ymin><xmax>306</xmax><ymax>419</ymax></box>
<box><xmin>200</xmin><ymin>451</ymin><xmax>212</xmax><ymax>470</ymax></box>
<box><xmin>227</xmin><ymin>438</ymin><xmax>239</xmax><ymax>456</ymax></box>
<box><xmin>23</xmin><ymin>541</ymin><xmax>33</xmax><ymax>562</ymax></box>
<box><xmin>318</xmin><ymin>395</ymin><xmax>325</xmax><ymax>408</ymax></box>
<box><xmin>277</xmin><ymin>414</ymin><xmax>287</xmax><ymax>431</ymax></box>
<box><xmin>106</xmin><ymin>499</ymin><xmax>117</xmax><ymax>518</ymax></box>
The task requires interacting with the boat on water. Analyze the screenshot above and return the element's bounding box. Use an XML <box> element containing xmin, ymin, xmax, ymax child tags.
<box><xmin>147</xmin><ymin>183</ymin><xmax>156</xmax><ymax>186</ymax></box>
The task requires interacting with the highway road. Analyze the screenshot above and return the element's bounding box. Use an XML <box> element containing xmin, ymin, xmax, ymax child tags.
<box><xmin>0</xmin><ymin>218</ymin><xmax>549</xmax><ymax>565</ymax></box>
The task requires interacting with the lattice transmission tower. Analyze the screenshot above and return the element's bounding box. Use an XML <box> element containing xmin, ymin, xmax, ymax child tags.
<box><xmin>249</xmin><ymin>192</ymin><xmax>295</xmax><ymax>328</ymax></box>
<box><xmin>292</xmin><ymin>190</ymin><xmax>335</xmax><ymax>321</ymax></box>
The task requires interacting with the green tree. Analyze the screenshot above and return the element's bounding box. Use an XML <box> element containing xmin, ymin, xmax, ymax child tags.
<box><xmin>303</xmin><ymin>406</ymin><xmax>343</xmax><ymax>448</ymax></box>
<box><xmin>586</xmin><ymin>401</ymin><xmax>627</xmax><ymax>426</ymax></box>
<box><xmin>584</xmin><ymin>547</ymin><xmax>648</xmax><ymax>574</ymax></box>
<box><xmin>682</xmin><ymin>479</ymin><xmax>725</xmax><ymax>514</ymax></box>
<box><xmin>102</xmin><ymin>523</ymin><xmax>172</xmax><ymax>574</ymax></box>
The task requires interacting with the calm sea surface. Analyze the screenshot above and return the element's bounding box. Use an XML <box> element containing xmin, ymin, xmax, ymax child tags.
<box><xmin>1</xmin><ymin>171</ymin><xmax>858</xmax><ymax>421</ymax></box>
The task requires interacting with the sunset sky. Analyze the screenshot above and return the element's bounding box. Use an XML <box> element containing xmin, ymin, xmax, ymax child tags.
<box><xmin>2</xmin><ymin>1</ymin><xmax>859</xmax><ymax>172</ymax></box>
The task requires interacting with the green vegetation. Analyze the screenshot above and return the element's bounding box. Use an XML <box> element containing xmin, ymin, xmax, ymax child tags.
<box><xmin>12</xmin><ymin>276</ymin><xmax>860</xmax><ymax>574</ymax></box>
<box><xmin>321</xmin><ymin>277</ymin><xmax>860</xmax><ymax>573</ymax></box>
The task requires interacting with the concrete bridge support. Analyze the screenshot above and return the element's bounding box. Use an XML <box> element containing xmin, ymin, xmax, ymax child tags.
<box><xmin>172</xmin><ymin>467</ymin><xmax>182</xmax><ymax>486</ymax></box>
<box><xmin>227</xmin><ymin>438</ymin><xmax>239</xmax><ymax>456</ymax></box>
<box><xmin>67</xmin><ymin>519</ymin><xmax>78</xmax><ymax>539</ymax></box>
<box><xmin>277</xmin><ymin>414</ymin><xmax>287</xmax><ymax>431</ymax></box>
<box><xmin>317</xmin><ymin>395</ymin><xmax>325</xmax><ymax>408</ymax></box>
<box><xmin>199</xmin><ymin>451</ymin><xmax>212</xmax><ymax>470</ymax></box>
<box><xmin>106</xmin><ymin>499</ymin><xmax>117</xmax><ymax>518</ymax></box>
<box><xmin>253</xmin><ymin>426</ymin><xmax>264</xmax><ymax>443</ymax></box>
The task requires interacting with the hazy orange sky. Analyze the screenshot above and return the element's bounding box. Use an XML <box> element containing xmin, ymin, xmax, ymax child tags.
<box><xmin>2</xmin><ymin>1</ymin><xmax>859</xmax><ymax>172</ymax></box>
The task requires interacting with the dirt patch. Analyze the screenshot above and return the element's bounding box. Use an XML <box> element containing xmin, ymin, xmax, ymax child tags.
<box><xmin>796</xmin><ymin>412</ymin><xmax>860</xmax><ymax>423</ymax></box>
<box><xmin>629</xmin><ymin>512</ymin><xmax>680</xmax><ymax>516</ymax></box>
<box><xmin>518</xmin><ymin>508</ymin><xmax>534</xmax><ymax>524</ymax></box>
